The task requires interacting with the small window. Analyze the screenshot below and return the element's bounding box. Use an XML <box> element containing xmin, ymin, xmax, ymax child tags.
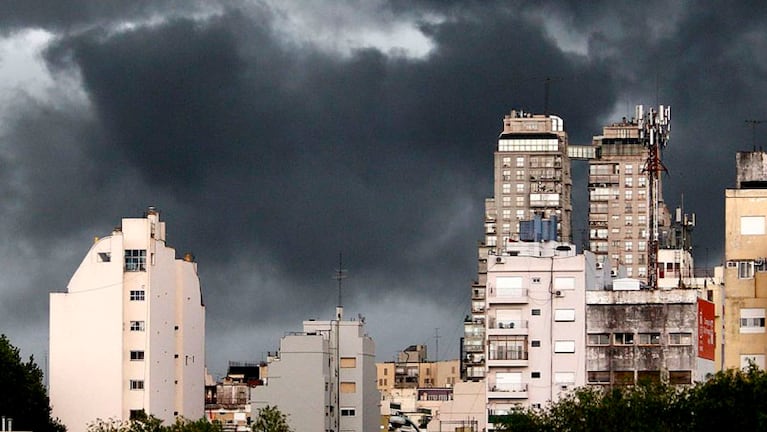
<box><xmin>129</xmin><ymin>410</ymin><xmax>145</xmax><ymax>420</ymax></box>
<box><xmin>97</xmin><ymin>252</ymin><xmax>111</xmax><ymax>263</ymax></box>
<box><xmin>588</xmin><ymin>371</ymin><xmax>610</xmax><ymax>383</ymax></box>
<box><xmin>532</xmin><ymin>277</ymin><xmax>541</xmax><ymax>284</ymax></box>
<box><xmin>340</xmin><ymin>357</ymin><xmax>356</xmax><ymax>368</ymax></box>
<box><xmin>340</xmin><ymin>408</ymin><xmax>356</xmax><ymax>417</ymax></box>
<box><xmin>554</xmin><ymin>341</ymin><xmax>575</xmax><ymax>353</ymax></box>
<box><xmin>130</xmin><ymin>351</ymin><xmax>145</xmax><ymax>361</ymax></box>
<box><xmin>531</xmin><ymin>309</ymin><xmax>541</xmax><ymax>316</ymax></box>
<box><xmin>669</xmin><ymin>371</ymin><xmax>691</xmax><ymax>385</ymax></box>
<box><xmin>739</xmin><ymin>261</ymin><xmax>755</xmax><ymax>279</ymax></box>
<box><xmin>531</xmin><ymin>340</ymin><xmax>541</xmax><ymax>347</ymax></box>
<box><xmin>638</xmin><ymin>333</ymin><xmax>661</xmax><ymax>345</ymax></box>
<box><xmin>614</xmin><ymin>333</ymin><xmax>634</xmax><ymax>345</ymax></box>
<box><xmin>531</xmin><ymin>372</ymin><xmax>541</xmax><ymax>379</ymax></box>
<box><xmin>588</xmin><ymin>334</ymin><xmax>610</xmax><ymax>345</ymax></box>
<box><xmin>554</xmin><ymin>309</ymin><xmax>576</xmax><ymax>322</ymax></box>
<box><xmin>129</xmin><ymin>290</ymin><xmax>145</xmax><ymax>301</ymax></box>
<box><xmin>129</xmin><ymin>380</ymin><xmax>144</xmax><ymax>390</ymax></box>
<box><xmin>340</xmin><ymin>382</ymin><xmax>356</xmax><ymax>393</ymax></box>
<box><xmin>125</xmin><ymin>250</ymin><xmax>147</xmax><ymax>272</ymax></box>
<box><xmin>130</xmin><ymin>321</ymin><xmax>145</xmax><ymax>331</ymax></box>
<box><xmin>740</xmin><ymin>308</ymin><xmax>766</xmax><ymax>333</ymax></box>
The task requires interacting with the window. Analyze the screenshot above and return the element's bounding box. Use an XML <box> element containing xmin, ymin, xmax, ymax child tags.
<box><xmin>97</xmin><ymin>252</ymin><xmax>111</xmax><ymax>263</ymax></box>
<box><xmin>638</xmin><ymin>333</ymin><xmax>661</xmax><ymax>345</ymax></box>
<box><xmin>553</xmin><ymin>341</ymin><xmax>575</xmax><ymax>353</ymax></box>
<box><xmin>588</xmin><ymin>334</ymin><xmax>610</xmax><ymax>345</ymax></box>
<box><xmin>129</xmin><ymin>410</ymin><xmax>145</xmax><ymax>420</ymax></box>
<box><xmin>129</xmin><ymin>290</ymin><xmax>145</xmax><ymax>301</ymax></box>
<box><xmin>669</xmin><ymin>371</ymin><xmax>692</xmax><ymax>385</ymax></box>
<box><xmin>496</xmin><ymin>277</ymin><xmax>523</xmax><ymax>297</ymax></box>
<box><xmin>516</xmin><ymin>183</ymin><xmax>525</xmax><ymax>193</ymax></box>
<box><xmin>488</xmin><ymin>336</ymin><xmax>528</xmax><ymax>360</ymax></box>
<box><xmin>130</xmin><ymin>351</ymin><xmax>145</xmax><ymax>361</ymax></box>
<box><xmin>554</xmin><ymin>372</ymin><xmax>575</xmax><ymax>384</ymax></box>
<box><xmin>129</xmin><ymin>380</ymin><xmax>144</xmax><ymax>390</ymax></box>
<box><xmin>516</xmin><ymin>157</ymin><xmax>524</xmax><ymax>168</ymax></box>
<box><xmin>340</xmin><ymin>408</ymin><xmax>356</xmax><ymax>417</ymax></box>
<box><xmin>741</xmin><ymin>216</ymin><xmax>766</xmax><ymax>235</ymax></box>
<box><xmin>502</xmin><ymin>183</ymin><xmax>511</xmax><ymax>194</ymax></box>
<box><xmin>340</xmin><ymin>382</ymin><xmax>356</xmax><ymax>393</ymax></box>
<box><xmin>515</xmin><ymin>196</ymin><xmax>525</xmax><ymax>206</ymax></box>
<box><xmin>614</xmin><ymin>333</ymin><xmax>634</xmax><ymax>345</ymax></box>
<box><xmin>588</xmin><ymin>371</ymin><xmax>610</xmax><ymax>383</ymax></box>
<box><xmin>502</xmin><ymin>196</ymin><xmax>511</xmax><ymax>207</ymax></box>
<box><xmin>130</xmin><ymin>321</ymin><xmax>145</xmax><ymax>331</ymax></box>
<box><xmin>502</xmin><ymin>157</ymin><xmax>511</xmax><ymax>167</ymax></box>
<box><xmin>531</xmin><ymin>309</ymin><xmax>541</xmax><ymax>316</ymax></box>
<box><xmin>625</xmin><ymin>242</ymin><xmax>633</xmax><ymax>252</ymax></box>
<box><xmin>340</xmin><ymin>357</ymin><xmax>356</xmax><ymax>368</ymax></box>
<box><xmin>740</xmin><ymin>308</ymin><xmax>766</xmax><ymax>333</ymax></box>
<box><xmin>125</xmin><ymin>250</ymin><xmax>147</xmax><ymax>272</ymax></box>
<box><xmin>554</xmin><ymin>309</ymin><xmax>576</xmax><ymax>322</ymax></box>
<box><xmin>668</xmin><ymin>332</ymin><xmax>693</xmax><ymax>344</ymax></box>
<box><xmin>614</xmin><ymin>371</ymin><xmax>635</xmax><ymax>385</ymax></box>
<box><xmin>553</xmin><ymin>277</ymin><xmax>575</xmax><ymax>291</ymax></box>
<box><xmin>531</xmin><ymin>372</ymin><xmax>541</xmax><ymax>378</ymax></box>
<box><xmin>739</xmin><ymin>261</ymin><xmax>755</xmax><ymax>279</ymax></box>
<box><xmin>532</xmin><ymin>277</ymin><xmax>541</xmax><ymax>284</ymax></box>
<box><xmin>740</xmin><ymin>354</ymin><xmax>766</xmax><ymax>369</ymax></box>
<box><xmin>531</xmin><ymin>340</ymin><xmax>541</xmax><ymax>347</ymax></box>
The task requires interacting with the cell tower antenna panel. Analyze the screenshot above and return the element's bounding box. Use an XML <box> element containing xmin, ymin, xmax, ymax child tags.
<box><xmin>639</xmin><ymin>105</ymin><xmax>671</xmax><ymax>290</ymax></box>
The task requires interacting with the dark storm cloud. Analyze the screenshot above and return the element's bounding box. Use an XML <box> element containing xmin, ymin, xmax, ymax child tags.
<box><xmin>2</xmin><ymin>1</ymin><xmax>765</xmax><ymax>368</ymax></box>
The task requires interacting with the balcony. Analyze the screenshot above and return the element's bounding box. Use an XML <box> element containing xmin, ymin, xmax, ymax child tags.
<box><xmin>472</xmin><ymin>287</ymin><xmax>486</xmax><ymax>300</ymax></box>
<box><xmin>487</xmin><ymin>349</ymin><xmax>528</xmax><ymax>367</ymax></box>
<box><xmin>487</xmin><ymin>383</ymin><xmax>528</xmax><ymax>399</ymax></box>
<box><xmin>488</xmin><ymin>288</ymin><xmax>528</xmax><ymax>304</ymax></box>
<box><xmin>487</xmin><ymin>319</ymin><xmax>528</xmax><ymax>336</ymax></box>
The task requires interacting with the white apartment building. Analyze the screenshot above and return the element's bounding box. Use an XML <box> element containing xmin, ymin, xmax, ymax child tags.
<box><xmin>484</xmin><ymin>239</ymin><xmax>593</xmax><ymax>429</ymax></box>
<box><xmin>251</xmin><ymin>309</ymin><xmax>377</xmax><ymax>432</ymax></box>
<box><xmin>50</xmin><ymin>208</ymin><xmax>205</xmax><ymax>432</ymax></box>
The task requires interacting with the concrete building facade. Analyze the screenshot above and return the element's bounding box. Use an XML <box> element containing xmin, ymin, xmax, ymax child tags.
<box><xmin>49</xmin><ymin>208</ymin><xmax>205</xmax><ymax>432</ymax></box>
<box><xmin>251</xmin><ymin>312</ymin><xmax>377</xmax><ymax>432</ymax></box>
<box><xmin>588</xmin><ymin>118</ymin><xmax>671</xmax><ymax>281</ymax></box>
<box><xmin>484</xmin><ymin>239</ymin><xmax>591</xmax><ymax>428</ymax></box>
<box><xmin>722</xmin><ymin>151</ymin><xmax>767</xmax><ymax>370</ymax></box>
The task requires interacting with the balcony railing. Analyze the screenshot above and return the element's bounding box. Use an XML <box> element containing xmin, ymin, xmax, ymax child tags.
<box><xmin>488</xmin><ymin>349</ymin><xmax>528</xmax><ymax>361</ymax></box>
<box><xmin>488</xmin><ymin>319</ymin><xmax>528</xmax><ymax>330</ymax></box>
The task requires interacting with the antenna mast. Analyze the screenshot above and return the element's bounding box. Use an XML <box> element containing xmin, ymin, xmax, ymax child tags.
<box><xmin>746</xmin><ymin>120</ymin><xmax>765</xmax><ymax>151</ymax></box>
<box><xmin>334</xmin><ymin>252</ymin><xmax>347</xmax><ymax>320</ymax></box>
<box><xmin>638</xmin><ymin>104</ymin><xmax>671</xmax><ymax>290</ymax></box>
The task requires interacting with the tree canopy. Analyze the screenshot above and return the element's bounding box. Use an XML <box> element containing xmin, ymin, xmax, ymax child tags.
<box><xmin>0</xmin><ymin>334</ymin><xmax>65</xmax><ymax>432</ymax></box>
<box><xmin>87</xmin><ymin>414</ymin><xmax>222</xmax><ymax>432</ymax></box>
<box><xmin>252</xmin><ymin>406</ymin><xmax>293</xmax><ymax>432</ymax></box>
<box><xmin>495</xmin><ymin>366</ymin><xmax>767</xmax><ymax>431</ymax></box>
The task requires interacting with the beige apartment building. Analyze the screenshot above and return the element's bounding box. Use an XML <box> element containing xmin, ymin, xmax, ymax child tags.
<box><xmin>588</xmin><ymin>117</ymin><xmax>671</xmax><ymax>281</ymax></box>
<box><xmin>722</xmin><ymin>151</ymin><xmax>767</xmax><ymax>370</ymax></box>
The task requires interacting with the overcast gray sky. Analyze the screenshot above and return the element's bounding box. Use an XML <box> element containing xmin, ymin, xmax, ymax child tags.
<box><xmin>0</xmin><ymin>1</ymin><xmax>765</xmax><ymax>377</ymax></box>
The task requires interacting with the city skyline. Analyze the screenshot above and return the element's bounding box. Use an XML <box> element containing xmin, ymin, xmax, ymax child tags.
<box><xmin>0</xmin><ymin>1</ymin><xmax>765</xmax><ymax>377</ymax></box>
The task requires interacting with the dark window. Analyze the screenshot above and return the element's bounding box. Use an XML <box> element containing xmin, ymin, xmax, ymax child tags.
<box><xmin>588</xmin><ymin>371</ymin><xmax>610</xmax><ymax>383</ymax></box>
<box><xmin>130</xmin><ymin>351</ymin><xmax>144</xmax><ymax>361</ymax></box>
<box><xmin>129</xmin><ymin>410</ymin><xmax>145</xmax><ymax>420</ymax></box>
<box><xmin>129</xmin><ymin>380</ymin><xmax>144</xmax><ymax>390</ymax></box>
<box><xmin>532</xmin><ymin>309</ymin><xmax>541</xmax><ymax>316</ymax></box>
<box><xmin>129</xmin><ymin>290</ymin><xmax>145</xmax><ymax>301</ymax></box>
<box><xmin>531</xmin><ymin>372</ymin><xmax>541</xmax><ymax>379</ymax></box>
<box><xmin>669</xmin><ymin>370</ymin><xmax>691</xmax><ymax>385</ymax></box>
<box><xmin>125</xmin><ymin>250</ymin><xmax>147</xmax><ymax>272</ymax></box>
<box><xmin>531</xmin><ymin>340</ymin><xmax>541</xmax><ymax>347</ymax></box>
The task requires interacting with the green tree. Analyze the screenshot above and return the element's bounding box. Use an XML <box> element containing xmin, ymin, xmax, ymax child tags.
<box><xmin>252</xmin><ymin>406</ymin><xmax>292</xmax><ymax>432</ymax></box>
<box><xmin>87</xmin><ymin>415</ymin><xmax>222</xmax><ymax>432</ymax></box>
<box><xmin>0</xmin><ymin>334</ymin><xmax>65</xmax><ymax>432</ymax></box>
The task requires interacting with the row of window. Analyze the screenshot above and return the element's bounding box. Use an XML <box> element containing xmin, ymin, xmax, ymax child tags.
<box><xmin>587</xmin><ymin>370</ymin><xmax>691</xmax><ymax>385</ymax></box>
<box><xmin>588</xmin><ymin>332</ymin><xmax>692</xmax><ymax>346</ymax></box>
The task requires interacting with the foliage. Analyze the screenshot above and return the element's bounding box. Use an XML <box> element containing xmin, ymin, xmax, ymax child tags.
<box><xmin>0</xmin><ymin>334</ymin><xmax>66</xmax><ymax>432</ymax></box>
<box><xmin>495</xmin><ymin>366</ymin><xmax>767</xmax><ymax>431</ymax></box>
<box><xmin>252</xmin><ymin>405</ymin><xmax>293</xmax><ymax>432</ymax></box>
<box><xmin>87</xmin><ymin>414</ymin><xmax>222</xmax><ymax>432</ymax></box>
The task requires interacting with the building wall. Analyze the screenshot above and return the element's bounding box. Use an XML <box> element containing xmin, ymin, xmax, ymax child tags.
<box><xmin>50</xmin><ymin>211</ymin><xmax>205</xmax><ymax>432</ymax></box>
<box><xmin>253</xmin><ymin>317</ymin><xmax>377</xmax><ymax>432</ymax></box>
<box><xmin>484</xmin><ymin>243</ymin><xmax>588</xmax><ymax>421</ymax></box>
<box><xmin>723</xmin><ymin>185</ymin><xmax>767</xmax><ymax>369</ymax></box>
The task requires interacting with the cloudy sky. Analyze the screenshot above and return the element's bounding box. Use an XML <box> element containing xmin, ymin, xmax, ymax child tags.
<box><xmin>1</xmin><ymin>1</ymin><xmax>766</xmax><ymax>377</ymax></box>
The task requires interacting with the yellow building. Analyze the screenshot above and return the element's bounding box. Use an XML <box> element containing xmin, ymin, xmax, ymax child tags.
<box><xmin>723</xmin><ymin>151</ymin><xmax>767</xmax><ymax>370</ymax></box>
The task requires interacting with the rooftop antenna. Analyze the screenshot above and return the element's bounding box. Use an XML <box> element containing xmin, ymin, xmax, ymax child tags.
<box><xmin>333</xmin><ymin>252</ymin><xmax>347</xmax><ymax>320</ymax></box>
<box><xmin>746</xmin><ymin>120</ymin><xmax>765</xmax><ymax>151</ymax></box>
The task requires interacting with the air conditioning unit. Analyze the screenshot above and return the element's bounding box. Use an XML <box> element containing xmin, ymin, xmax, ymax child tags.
<box><xmin>496</xmin><ymin>256</ymin><xmax>504</xmax><ymax>263</ymax></box>
<box><xmin>596</xmin><ymin>262</ymin><xmax>604</xmax><ymax>269</ymax></box>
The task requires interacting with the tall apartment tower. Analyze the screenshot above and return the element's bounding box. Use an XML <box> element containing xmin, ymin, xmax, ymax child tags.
<box><xmin>491</xmin><ymin>110</ymin><xmax>573</xmax><ymax>245</ymax></box>
<box><xmin>251</xmin><ymin>312</ymin><xmax>378</xmax><ymax>432</ymax></box>
<box><xmin>722</xmin><ymin>151</ymin><xmax>767</xmax><ymax>370</ymax></box>
<box><xmin>50</xmin><ymin>208</ymin><xmax>205</xmax><ymax>432</ymax></box>
<box><xmin>589</xmin><ymin>117</ymin><xmax>671</xmax><ymax>280</ymax></box>
<box><xmin>463</xmin><ymin>110</ymin><xmax>574</xmax><ymax>381</ymax></box>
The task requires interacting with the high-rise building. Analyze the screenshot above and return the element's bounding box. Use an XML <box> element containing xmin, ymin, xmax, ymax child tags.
<box><xmin>462</xmin><ymin>109</ymin><xmax>574</xmax><ymax>382</ymax></box>
<box><xmin>722</xmin><ymin>151</ymin><xmax>767</xmax><ymax>370</ymax></box>
<box><xmin>588</xmin><ymin>117</ymin><xmax>671</xmax><ymax>281</ymax></box>
<box><xmin>483</xmin><ymin>236</ymin><xmax>592</xmax><ymax>428</ymax></box>
<box><xmin>49</xmin><ymin>208</ymin><xmax>205</xmax><ymax>432</ymax></box>
<box><xmin>251</xmin><ymin>311</ymin><xmax>378</xmax><ymax>432</ymax></box>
